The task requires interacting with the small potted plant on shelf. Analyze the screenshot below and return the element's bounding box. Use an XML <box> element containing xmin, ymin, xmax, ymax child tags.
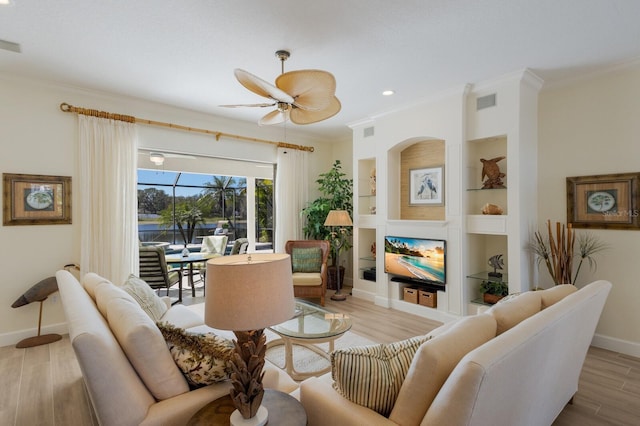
<box><xmin>479</xmin><ymin>280</ymin><xmax>509</xmax><ymax>304</ymax></box>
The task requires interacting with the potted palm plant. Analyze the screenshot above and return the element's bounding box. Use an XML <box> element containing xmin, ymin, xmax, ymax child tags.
<box><xmin>302</xmin><ymin>160</ymin><xmax>353</xmax><ymax>289</ymax></box>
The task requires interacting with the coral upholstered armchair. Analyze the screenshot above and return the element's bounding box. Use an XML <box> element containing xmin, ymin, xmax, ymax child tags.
<box><xmin>285</xmin><ymin>240</ymin><xmax>330</xmax><ymax>306</ymax></box>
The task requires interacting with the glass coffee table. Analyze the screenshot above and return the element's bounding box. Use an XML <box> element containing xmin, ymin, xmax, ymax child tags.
<box><xmin>267</xmin><ymin>299</ymin><xmax>352</xmax><ymax>380</ymax></box>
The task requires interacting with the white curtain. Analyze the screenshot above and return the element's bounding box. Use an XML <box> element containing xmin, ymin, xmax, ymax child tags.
<box><xmin>79</xmin><ymin>115</ymin><xmax>139</xmax><ymax>284</ymax></box>
<box><xmin>274</xmin><ymin>147</ymin><xmax>309</xmax><ymax>252</ymax></box>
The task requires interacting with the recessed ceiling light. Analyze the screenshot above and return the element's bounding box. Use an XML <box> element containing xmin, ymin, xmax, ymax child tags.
<box><xmin>382</xmin><ymin>90</ymin><xmax>395</xmax><ymax>96</ymax></box>
<box><xmin>0</xmin><ymin>0</ymin><xmax>13</xmax><ymax>6</ymax></box>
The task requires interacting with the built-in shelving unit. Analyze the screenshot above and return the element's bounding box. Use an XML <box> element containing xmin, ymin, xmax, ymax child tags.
<box><xmin>350</xmin><ymin>70</ymin><xmax>542</xmax><ymax>321</ymax></box>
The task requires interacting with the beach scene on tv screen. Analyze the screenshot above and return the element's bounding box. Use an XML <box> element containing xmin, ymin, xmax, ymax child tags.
<box><xmin>384</xmin><ymin>236</ymin><xmax>446</xmax><ymax>284</ymax></box>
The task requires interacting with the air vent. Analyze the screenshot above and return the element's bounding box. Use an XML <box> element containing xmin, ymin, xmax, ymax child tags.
<box><xmin>476</xmin><ymin>93</ymin><xmax>496</xmax><ymax>110</ymax></box>
<box><xmin>363</xmin><ymin>126</ymin><xmax>375</xmax><ymax>137</ymax></box>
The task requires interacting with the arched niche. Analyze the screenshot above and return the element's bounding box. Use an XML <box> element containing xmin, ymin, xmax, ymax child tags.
<box><xmin>387</xmin><ymin>137</ymin><xmax>446</xmax><ymax>221</ymax></box>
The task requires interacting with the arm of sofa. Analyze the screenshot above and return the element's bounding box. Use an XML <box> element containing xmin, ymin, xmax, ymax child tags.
<box><xmin>300</xmin><ymin>375</ymin><xmax>398</xmax><ymax>426</ymax></box>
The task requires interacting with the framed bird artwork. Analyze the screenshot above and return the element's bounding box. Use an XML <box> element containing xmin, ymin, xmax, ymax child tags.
<box><xmin>410</xmin><ymin>166</ymin><xmax>444</xmax><ymax>205</ymax></box>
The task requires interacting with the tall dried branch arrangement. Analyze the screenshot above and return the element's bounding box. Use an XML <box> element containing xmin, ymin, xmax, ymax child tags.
<box><xmin>531</xmin><ymin>220</ymin><xmax>608</xmax><ymax>285</ymax></box>
<box><xmin>229</xmin><ymin>329</ymin><xmax>266</xmax><ymax>419</ymax></box>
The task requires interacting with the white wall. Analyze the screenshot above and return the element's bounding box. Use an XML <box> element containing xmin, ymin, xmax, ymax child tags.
<box><xmin>538</xmin><ymin>62</ymin><xmax>640</xmax><ymax>356</ymax></box>
<box><xmin>0</xmin><ymin>74</ymin><xmax>343</xmax><ymax>346</ymax></box>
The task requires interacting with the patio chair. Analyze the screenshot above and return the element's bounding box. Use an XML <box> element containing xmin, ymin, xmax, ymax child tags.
<box><xmin>230</xmin><ymin>238</ymin><xmax>249</xmax><ymax>255</ymax></box>
<box><xmin>138</xmin><ymin>246</ymin><xmax>182</xmax><ymax>298</ymax></box>
<box><xmin>194</xmin><ymin>235</ymin><xmax>228</xmax><ymax>296</ymax></box>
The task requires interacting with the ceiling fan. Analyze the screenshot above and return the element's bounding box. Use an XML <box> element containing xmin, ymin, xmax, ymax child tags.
<box><xmin>221</xmin><ymin>50</ymin><xmax>341</xmax><ymax>126</ymax></box>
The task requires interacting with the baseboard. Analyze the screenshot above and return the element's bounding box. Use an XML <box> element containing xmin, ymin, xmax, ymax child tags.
<box><xmin>0</xmin><ymin>322</ymin><xmax>68</xmax><ymax>348</ymax></box>
<box><xmin>351</xmin><ymin>288</ymin><xmax>376</xmax><ymax>302</ymax></box>
<box><xmin>591</xmin><ymin>333</ymin><xmax>640</xmax><ymax>358</ymax></box>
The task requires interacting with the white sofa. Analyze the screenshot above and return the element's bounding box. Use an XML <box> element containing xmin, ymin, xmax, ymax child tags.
<box><xmin>300</xmin><ymin>280</ymin><xmax>611</xmax><ymax>426</ymax></box>
<box><xmin>55</xmin><ymin>270</ymin><xmax>298</xmax><ymax>426</ymax></box>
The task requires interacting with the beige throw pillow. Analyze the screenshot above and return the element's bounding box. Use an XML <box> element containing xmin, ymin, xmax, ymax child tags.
<box><xmin>121</xmin><ymin>274</ymin><xmax>168</xmax><ymax>322</ymax></box>
<box><xmin>488</xmin><ymin>291</ymin><xmax>542</xmax><ymax>335</ymax></box>
<box><xmin>107</xmin><ymin>297</ymin><xmax>189</xmax><ymax>400</ymax></box>
<box><xmin>331</xmin><ymin>335</ymin><xmax>432</xmax><ymax>416</ymax></box>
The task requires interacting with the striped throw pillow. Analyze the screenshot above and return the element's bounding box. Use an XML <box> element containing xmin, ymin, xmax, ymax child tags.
<box><xmin>331</xmin><ymin>335</ymin><xmax>432</xmax><ymax>416</ymax></box>
<box><xmin>291</xmin><ymin>247</ymin><xmax>322</xmax><ymax>272</ymax></box>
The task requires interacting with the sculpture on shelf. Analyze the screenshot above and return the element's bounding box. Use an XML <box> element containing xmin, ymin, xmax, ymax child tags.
<box><xmin>488</xmin><ymin>254</ymin><xmax>504</xmax><ymax>280</ymax></box>
<box><xmin>370</xmin><ymin>167</ymin><xmax>377</xmax><ymax>195</ymax></box>
<box><xmin>480</xmin><ymin>156</ymin><xmax>506</xmax><ymax>189</ymax></box>
<box><xmin>481</xmin><ymin>203</ymin><xmax>504</xmax><ymax>215</ymax></box>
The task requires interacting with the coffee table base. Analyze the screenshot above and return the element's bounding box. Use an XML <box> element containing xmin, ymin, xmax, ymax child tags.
<box><xmin>267</xmin><ymin>335</ymin><xmax>338</xmax><ymax>381</ymax></box>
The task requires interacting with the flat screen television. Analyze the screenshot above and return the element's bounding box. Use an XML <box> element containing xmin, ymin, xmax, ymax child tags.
<box><xmin>384</xmin><ymin>236</ymin><xmax>446</xmax><ymax>287</ymax></box>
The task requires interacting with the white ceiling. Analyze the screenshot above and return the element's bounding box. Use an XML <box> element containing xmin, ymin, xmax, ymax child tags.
<box><xmin>2</xmin><ymin>0</ymin><xmax>640</xmax><ymax>141</ymax></box>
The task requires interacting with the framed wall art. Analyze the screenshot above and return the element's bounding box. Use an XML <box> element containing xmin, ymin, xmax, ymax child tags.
<box><xmin>409</xmin><ymin>166</ymin><xmax>444</xmax><ymax>206</ymax></box>
<box><xmin>3</xmin><ymin>173</ymin><xmax>72</xmax><ymax>225</ymax></box>
<box><xmin>566</xmin><ymin>172</ymin><xmax>640</xmax><ymax>230</ymax></box>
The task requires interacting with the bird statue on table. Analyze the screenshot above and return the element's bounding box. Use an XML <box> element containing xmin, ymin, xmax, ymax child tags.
<box><xmin>480</xmin><ymin>156</ymin><xmax>506</xmax><ymax>189</ymax></box>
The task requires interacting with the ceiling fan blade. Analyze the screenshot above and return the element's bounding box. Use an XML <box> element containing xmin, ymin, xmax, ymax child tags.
<box><xmin>259</xmin><ymin>109</ymin><xmax>289</xmax><ymax>126</ymax></box>
<box><xmin>276</xmin><ymin>70</ymin><xmax>336</xmax><ymax>111</ymax></box>
<box><xmin>234</xmin><ymin>69</ymin><xmax>294</xmax><ymax>104</ymax></box>
<box><xmin>290</xmin><ymin>96</ymin><xmax>341</xmax><ymax>125</ymax></box>
<box><xmin>219</xmin><ymin>103</ymin><xmax>275</xmax><ymax>108</ymax></box>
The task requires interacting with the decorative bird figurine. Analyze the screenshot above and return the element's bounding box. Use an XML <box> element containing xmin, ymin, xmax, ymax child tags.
<box><xmin>480</xmin><ymin>156</ymin><xmax>506</xmax><ymax>189</ymax></box>
<box><xmin>11</xmin><ymin>264</ymin><xmax>79</xmax><ymax>348</ymax></box>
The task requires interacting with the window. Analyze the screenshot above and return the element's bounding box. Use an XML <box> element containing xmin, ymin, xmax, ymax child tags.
<box><xmin>137</xmin><ymin>169</ymin><xmax>273</xmax><ymax>251</ymax></box>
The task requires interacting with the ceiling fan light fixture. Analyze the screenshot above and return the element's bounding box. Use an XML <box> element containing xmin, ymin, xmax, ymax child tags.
<box><xmin>149</xmin><ymin>152</ymin><xmax>165</xmax><ymax>165</ymax></box>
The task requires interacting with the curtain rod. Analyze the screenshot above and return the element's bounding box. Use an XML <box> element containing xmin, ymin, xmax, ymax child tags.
<box><xmin>59</xmin><ymin>102</ymin><xmax>315</xmax><ymax>152</ymax></box>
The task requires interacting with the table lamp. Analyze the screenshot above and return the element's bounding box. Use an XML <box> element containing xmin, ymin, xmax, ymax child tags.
<box><xmin>324</xmin><ymin>209</ymin><xmax>353</xmax><ymax>301</ymax></box>
<box><xmin>205</xmin><ymin>253</ymin><xmax>295</xmax><ymax>426</ymax></box>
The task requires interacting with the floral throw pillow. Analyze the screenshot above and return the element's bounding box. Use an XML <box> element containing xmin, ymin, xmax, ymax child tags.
<box><xmin>157</xmin><ymin>322</ymin><xmax>234</xmax><ymax>386</ymax></box>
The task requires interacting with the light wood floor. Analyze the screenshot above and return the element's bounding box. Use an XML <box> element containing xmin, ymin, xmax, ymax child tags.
<box><xmin>1</xmin><ymin>285</ymin><xmax>639</xmax><ymax>425</ymax></box>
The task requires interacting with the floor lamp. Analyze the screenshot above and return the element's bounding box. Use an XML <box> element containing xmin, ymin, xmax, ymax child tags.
<box><xmin>324</xmin><ymin>210</ymin><xmax>353</xmax><ymax>301</ymax></box>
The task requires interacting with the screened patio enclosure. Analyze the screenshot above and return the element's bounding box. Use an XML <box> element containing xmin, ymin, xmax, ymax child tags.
<box><xmin>137</xmin><ymin>168</ymin><xmax>273</xmax><ymax>252</ymax></box>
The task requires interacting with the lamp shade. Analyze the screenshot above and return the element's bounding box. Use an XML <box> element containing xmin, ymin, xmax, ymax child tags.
<box><xmin>204</xmin><ymin>253</ymin><xmax>295</xmax><ymax>331</ymax></box>
<box><xmin>324</xmin><ymin>210</ymin><xmax>353</xmax><ymax>227</ymax></box>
